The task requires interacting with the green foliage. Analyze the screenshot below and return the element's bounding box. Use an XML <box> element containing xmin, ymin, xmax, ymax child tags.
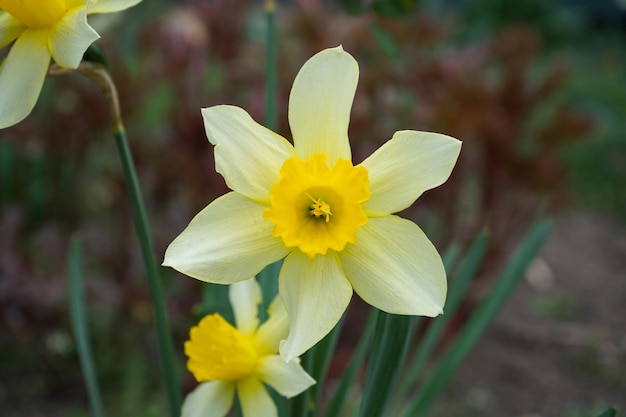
<box><xmin>83</xmin><ymin>44</ymin><xmax>109</xmax><ymax>69</ymax></box>
<box><xmin>359</xmin><ymin>313</ymin><xmax>415</xmax><ymax>417</ymax></box>
<box><xmin>394</xmin><ymin>231</ymin><xmax>490</xmax><ymax>408</ymax></box>
<box><xmin>597</xmin><ymin>407</ymin><xmax>618</xmax><ymax>417</ymax></box>
<box><xmin>404</xmin><ymin>220</ymin><xmax>551</xmax><ymax>417</ymax></box>
<box><xmin>68</xmin><ymin>237</ymin><xmax>107</xmax><ymax>417</ymax></box>
<box><xmin>335</xmin><ymin>0</ymin><xmax>419</xmax><ymax>17</ymax></box>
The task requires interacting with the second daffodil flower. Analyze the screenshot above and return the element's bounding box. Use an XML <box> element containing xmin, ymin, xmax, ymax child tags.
<box><xmin>183</xmin><ymin>278</ymin><xmax>315</xmax><ymax>417</ymax></box>
<box><xmin>0</xmin><ymin>0</ymin><xmax>141</xmax><ymax>128</ymax></box>
<box><xmin>164</xmin><ymin>46</ymin><xmax>462</xmax><ymax>361</ymax></box>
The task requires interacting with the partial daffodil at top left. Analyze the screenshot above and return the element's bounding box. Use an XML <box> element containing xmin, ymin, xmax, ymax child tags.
<box><xmin>0</xmin><ymin>0</ymin><xmax>141</xmax><ymax>129</ymax></box>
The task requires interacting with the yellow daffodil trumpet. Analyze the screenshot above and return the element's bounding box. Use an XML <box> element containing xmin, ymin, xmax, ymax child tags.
<box><xmin>182</xmin><ymin>278</ymin><xmax>315</xmax><ymax>417</ymax></box>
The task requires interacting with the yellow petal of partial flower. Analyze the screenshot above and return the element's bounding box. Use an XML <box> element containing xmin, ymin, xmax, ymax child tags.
<box><xmin>0</xmin><ymin>12</ymin><xmax>25</xmax><ymax>49</ymax></box>
<box><xmin>163</xmin><ymin>192</ymin><xmax>289</xmax><ymax>284</ymax></box>
<box><xmin>258</xmin><ymin>355</ymin><xmax>315</xmax><ymax>398</ymax></box>
<box><xmin>278</xmin><ymin>251</ymin><xmax>352</xmax><ymax>362</ymax></box>
<box><xmin>229</xmin><ymin>278</ymin><xmax>262</xmax><ymax>337</ymax></box>
<box><xmin>181</xmin><ymin>380</ymin><xmax>234</xmax><ymax>417</ymax></box>
<box><xmin>339</xmin><ymin>216</ymin><xmax>446</xmax><ymax>316</ymax></box>
<box><xmin>0</xmin><ymin>30</ymin><xmax>50</xmax><ymax>129</ymax></box>
<box><xmin>254</xmin><ymin>294</ymin><xmax>288</xmax><ymax>354</ymax></box>
<box><xmin>361</xmin><ymin>130</ymin><xmax>461</xmax><ymax>216</ymax></box>
<box><xmin>49</xmin><ymin>6</ymin><xmax>99</xmax><ymax>68</ymax></box>
<box><xmin>87</xmin><ymin>0</ymin><xmax>141</xmax><ymax>14</ymax></box>
<box><xmin>202</xmin><ymin>105</ymin><xmax>295</xmax><ymax>204</ymax></box>
<box><xmin>237</xmin><ymin>377</ymin><xmax>277</xmax><ymax>417</ymax></box>
<box><xmin>288</xmin><ymin>46</ymin><xmax>357</xmax><ymax>165</ymax></box>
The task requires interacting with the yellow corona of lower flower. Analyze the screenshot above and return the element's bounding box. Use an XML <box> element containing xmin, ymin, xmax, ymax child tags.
<box><xmin>164</xmin><ymin>46</ymin><xmax>462</xmax><ymax>361</ymax></box>
<box><xmin>0</xmin><ymin>0</ymin><xmax>141</xmax><ymax>128</ymax></box>
<box><xmin>182</xmin><ymin>278</ymin><xmax>315</xmax><ymax>417</ymax></box>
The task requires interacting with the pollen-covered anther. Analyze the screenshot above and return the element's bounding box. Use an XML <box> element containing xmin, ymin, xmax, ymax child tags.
<box><xmin>307</xmin><ymin>193</ymin><xmax>332</xmax><ymax>222</ymax></box>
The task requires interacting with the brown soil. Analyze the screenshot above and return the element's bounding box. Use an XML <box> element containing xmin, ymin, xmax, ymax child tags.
<box><xmin>434</xmin><ymin>213</ymin><xmax>626</xmax><ymax>417</ymax></box>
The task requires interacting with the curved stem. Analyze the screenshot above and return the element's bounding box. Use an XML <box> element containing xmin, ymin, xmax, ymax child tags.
<box><xmin>51</xmin><ymin>62</ymin><xmax>182</xmax><ymax>417</ymax></box>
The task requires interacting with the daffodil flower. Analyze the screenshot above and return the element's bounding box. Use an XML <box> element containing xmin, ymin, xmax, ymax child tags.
<box><xmin>0</xmin><ymin>0</ymin><xmax>141</xmax><ymax>128</ymax></box>
<box><xmin>164</xmin><ymin>46</ymin><xmax>462</xmax><ymax>361</ymax></box>
<box><xmin>183</xmin><ymin>278</ymin><xmax>315</xmax><ymax>417</ymax></box>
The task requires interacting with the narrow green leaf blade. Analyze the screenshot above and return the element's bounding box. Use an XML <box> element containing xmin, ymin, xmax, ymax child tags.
<box><xmin>68</xmin><ymin>236</ymin><xmax>107</xmax><ymax>417</ymax></box>
<box><xmin>113</xmin><ymin>128</ymin><xmax>182</xmax><ymax>416</ymax></box>
<box><xmin>404</xmin><ymin>219</ymin><xmax>551</xmax><ymax>417</ymax></box>
<box><xmin>324</xmin><ymin>309</ymin><xmax>377</xmax><ymax>417</ymax></box>
<box><xmin>596</xmin><ymin>407</ymin><xmax>617</xmax><ymax>417</ymax></box>
<box><xmin>308</xmin><ymin>317</ymin><xmax>345</xmax><ymax>416</ymax></box>
<box><xmin>358</xmin><ymin>311</ymin><xmax>415</xmax><ymax>417</ymax></box>
<box><xmin>397</xmin><ymin>231</ymin><xmax>489</xmax><ymax>403</ymax></box>
<box><xmin>264</xmin><ymin>0</ymin><xmax>278</xmax><ymax>132</ymax></box>
<box><xmin>291</xmin><ymin>350</ymin><xmax>315</xmax><ymax>417</ymax></box>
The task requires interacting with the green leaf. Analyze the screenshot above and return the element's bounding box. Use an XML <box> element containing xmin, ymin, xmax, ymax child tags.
<box><xmin>371</xmin><ymin>23</ymin><xmax>400</xmax><ymax>61</ymax></box>
<box><xmin>371</xmin><ymin>0</ymin><xmax>418</xmax><ymax>18</ymax></box>
<box><xmin>264</xmin><ymin>1</ymin><xmax>278</xmax><ymax>132</ymax></box>
<box><xmin>596</xmin><ymin>408</ymin><xmax>617</xmax><ymax>417</ymax></box>
<box><xmin>68</xmin><ymin>236</ymin><xmax>107</xmax><ymax>417</ymax></box>
<box><xmin>403</xmin><ymin>219</ymin><xmax>551</xmax><ymax>417</ymax></box>
<box><xmin>336</xmin><ymin>0</ymin><xmax>366</xmax><ymax>15</ymax></box>
<box><xmin>113</xmin><ymin>128</ymin><xmax>181</xmax><ymax>416</ymax></box>
<box><xmin>198</xmin><ymin>282</ymin><xmax>233</xmax><ymax>322</ymax></box>
<box><xmin>256</xmin><ymin>260</ymin><xmax>282</xmax><ymax>322</ymax></box>
<box><xmin>441</xmin><ymin>243</ymin><xmax>462</xmax><ymax>274</ymax></box>
<box><xmin>395</xmin><ymin>231</ymin><xmax>489</xmax><ymax>407</ymax></box>
<box><xmin>308</xmin><ymin>317</ymin><xmax>346</xmax><ymax>416</ymax></box>
<box><xmin>83</xmin><ymin>43</ymin><xmax>109</xmax><ymax>69</ymax></box>
<box><xmin>324</xmin><ymin>309</ymin><xmax>377</xmax><ymax>417</ymax></box>
<box><xmin>0</xmin><ymin>142</ymin><xmax>15</xmax><ymax>202</ymax></box>
<box><xmin>291</xmin><ymin>350</ymin><xmax>315</xmax><ymax>417</ymax></box>
<box><xmin>358</xmin><ymin>312</ymin><xmax>415</xmax><ymax>417</ymax></box>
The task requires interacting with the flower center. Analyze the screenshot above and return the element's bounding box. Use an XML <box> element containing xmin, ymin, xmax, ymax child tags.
<box><xmin>185</xmin><ymin>313</ymin><xmax>259</xmax><ymax>382</ymax></box>
<box><xmin>307</xmin><ymin>193</ymin><xmax>332</xmax><ymax>222</ymax></box>
<box><xmin>0</xmin><ymin>0</ymin><xmax>68</xmax><ymax>28</ymax></box>
<box><xmin>264</xmin><ymin>153</ymin><xmax>370</xmax><ymax>259</ymax></box>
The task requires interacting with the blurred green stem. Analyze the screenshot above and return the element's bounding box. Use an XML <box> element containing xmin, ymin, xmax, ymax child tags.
<box><xmin>257</xmin><ymin>0</ymin><xmax>280</xmax><ymax>318</ymax></box>
<box><xmin>68</xmin><ymin>236</ymin><xmax>107</xmax><ymax>417</ymax></box>
<box><xmin>265</xmin><ymin>0</ymin><xmax>278</xmax><ymax>131</ymax></box>
<box><xmin>51</xmin><ymin>62</ymin><xmax>182</xmax><ymax>416</ymax></box>
<box><xmin>112</xmin><ymin>127</ymin><xmax>181</xmax><ymax>416</ymax></box>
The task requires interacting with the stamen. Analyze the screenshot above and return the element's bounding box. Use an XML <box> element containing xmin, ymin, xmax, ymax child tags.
<box><xmin>306</xmin><ymin>193</ymin><xmax>332</xmax><ymax>222</ymax></box>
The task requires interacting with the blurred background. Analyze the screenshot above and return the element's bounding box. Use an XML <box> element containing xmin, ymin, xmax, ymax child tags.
<box><xmin>1</xmin><ymin>0</ymin><xmax>625</xmax><ymax>416</ymax></box>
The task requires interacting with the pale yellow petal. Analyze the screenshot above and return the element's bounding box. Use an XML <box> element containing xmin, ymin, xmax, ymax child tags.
<box><xmin>288</xmin><ymin>46</ymin><xmax>357</xmax><ymax>165</ymax></box>
<box><xmin>202</xmin><ymin>105</ymin><xmax>295</xmax><ymax>204</ymax></box>
<box><xmin>237</xmin><ymin>377</ymin><xmax>277</xmax><ymax>417</ymax></box>
<box><xmin>229</xmin><ymin>278</ymin><xmax>262</xmax><ymax>336</ymax></box>
<box><xmin>361</xmin><ymin>130</ymin><xmax>461</xmax><ymax>216</ymax></box>
<box><xmin>163</xmin><ymin>192</ymin><xmax>289</xmax><ymax>284</ymax></box>
<box><xmin>88</xmin><ymin>0</ymin><xmax>141</xmax><ymax>14</ymax></box>
<box><xmin>258</xmin><ymin>355</ymin><xmax>315</xmax><ymax>398</ymax></box>
<box><xmin>181</xmin><ymin>381</ymin><xmax>234</xmax><ymax>417</ymax></box>
<box><xmin>0</xmin><ymin>12</ymin><xmax>25</xmax><ymax>49</ymax></box>
<box><xmin>49</xmin><ymin>6</ymin><xmax>99</xmax><ymax>68</ymax></box>
<box><xmin>278</xmin><ymin>251</ymin><xmax>352</xmax><ymax>362</ymax></box>
<box><xmin>0</xmin><ymin>30</ymin><xmax>50</xmax><ymax>129</ymax></box>
<box><xmin>254</xmin><ymin>294</ymin><xmax>288</xmax><ymax>352</ymax></box>
<box><xmin>339</xmin><ymin>216</ymin><xmax>446</xmax><ymax>316</ymax></box>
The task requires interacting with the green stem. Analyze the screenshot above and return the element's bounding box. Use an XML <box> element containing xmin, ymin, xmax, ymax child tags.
<box><xmin>265</xmin><ymin>0</ymin><xmax>278</xmax><ymax>131</ymax></box>
<box><xmin>257</xmin><ymin>0</ymin><xmax>280</xmax><ymax>320</ymax></box>
<box><xmin>113</xmin><ymin>127</ymin><xmax>182</xmax><ymax>417</ymax></box>
<box><xmin>50</xmin><ymin>60</ymin><xmax>182</xmax><ymax>417</ymax></box>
